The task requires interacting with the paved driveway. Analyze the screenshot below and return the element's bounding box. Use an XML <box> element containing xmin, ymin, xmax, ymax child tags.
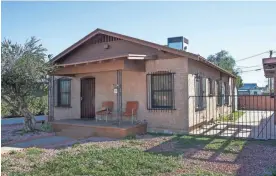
<box><xmin>1</xmin><ymin>115</ymin><xmax>46</xmax><ymax>125</ymax></box>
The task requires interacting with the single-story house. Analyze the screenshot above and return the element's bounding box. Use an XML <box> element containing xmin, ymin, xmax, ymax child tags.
<box><xmin>238</xmin><ymin>83</ymin><xmax>262</xmax><ymax>95</ymax></box>
<box><xmin>48</xmin><ymin>28</ymin><xmax>236</xmax><ymax>134</ymax></box>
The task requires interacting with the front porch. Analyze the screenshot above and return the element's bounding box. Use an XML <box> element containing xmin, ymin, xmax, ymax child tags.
<box><xmin>51</xmin><ymin>119</ymin><xmax>147</xmax><ymax>139</ymax></box>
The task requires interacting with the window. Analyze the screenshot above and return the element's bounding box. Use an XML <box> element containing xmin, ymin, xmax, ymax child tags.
<box><xmin>217</xmin><ymin>80</ymin><xmax>222</xmax><ymax>106</ymax></box>
<box><xmin>208</xmin><ymin>78</ymin><xmax>214</xmax><ymax>96</ymax></box>
<box><xmin>224</xmin><ymin>82</ymin><xmax>229</xmax><ymax>105</ymax></box>
<box><xmin>146</xmin><ymin>72</ymin><xmax>175</xmax><ymax>110</ymax></box>
<box><xmin>195</xmin><ymin>75</ymin><xmax>206</xmax><ymax>111</ymax></box>
<box><xmin>225</xmin><ymin>82</ymin><xmax>230</xmax><ymax>105</ymax></box>
<box><xmin>57</xmin><ymin>78</ymin><xmax>71</xmax><ymax>107</ymax></box>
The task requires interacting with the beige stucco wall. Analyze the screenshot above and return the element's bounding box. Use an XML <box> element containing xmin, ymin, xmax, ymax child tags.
<box><xmin>51</xmin><ymin>56</ymin><xmax>235</xmax><ymax>134</ymax></box>
<box><xmin>53</xmin><ymin>71</ymin><xmax>117</xmax><ymax>120</ymax></box>
<box><xmin>53</xmin><ymin>76</ymin><xmax>81</xmax><ymax>120</ymax></box>
<box><xmin>53</xmin><ymin>57</ymin><xmax>189</xmax><ymax>133</ymax></box>
<box><xmin>187</xmin><ymin>59</ymin><xmax>235</xmax><ymax>129</ymax></box>
<box><xmin>123</xmin><ymin>58</ymin><xmax>189</xmax><ymax>133</ymax></box>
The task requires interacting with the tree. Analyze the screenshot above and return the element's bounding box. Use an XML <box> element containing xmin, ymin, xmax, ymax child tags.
<box><xmin>1</xmin><ymin>37</ymin><xmax>53</xmax><ymax>131</ymax></box>
<box><xmin>207</xmin><ymin>50</ymin><xmax>243</xmax><ymax>88</ymax></box>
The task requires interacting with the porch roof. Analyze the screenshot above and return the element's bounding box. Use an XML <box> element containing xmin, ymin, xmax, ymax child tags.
<box><xmin>263</xmin><ymin>57</ymin><xmax>276</xmax><ymax>78</ymax></box>
<box><xmin>51</xmin><ymin>55</ymin><xmax>147</xmax><ymax>76</ymax></box>
<box><xmin>55</xmin><ymin>54</ymin><xmax>149</xmax><ymax>67</ymax></box>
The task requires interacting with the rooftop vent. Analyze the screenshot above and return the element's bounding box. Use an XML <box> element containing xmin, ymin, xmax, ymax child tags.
<box><xmin>167</xmin><ymin>36</ymin><xmax>189</xmax><ymax>51</ymax></box>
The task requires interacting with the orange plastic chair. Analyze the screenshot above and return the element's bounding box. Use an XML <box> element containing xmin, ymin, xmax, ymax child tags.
<box><xmin>96</xmin><ymin>101</ymin><xmax>114</xmax><ymax>122</ymax></box>
<box><xmin>123</xmin><ymin>101</ymin><xmax>138</xmax><ymax>124</ymax></box>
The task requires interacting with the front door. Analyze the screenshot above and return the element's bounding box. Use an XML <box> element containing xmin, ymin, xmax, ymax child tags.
<box><xmin>81</xmin><ymin>78</ymin><xmax>95</xmax><ymax>119</ymax></box>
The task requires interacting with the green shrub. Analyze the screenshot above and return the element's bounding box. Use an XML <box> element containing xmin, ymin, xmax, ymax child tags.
<box><xmin>27</xmin><ymin>95</ymin><xmax>48</xmax><ymax>115</ymax></box>
<box><xmin>40</xmin><ymin>122</ymin><xmax>52</xmax><ymax>132</ymax></box>
<box><xmin>1</xmin><ymin>101</ymin><xmax>18</xmax><ymax>117</ymax></box>
<box><xmin>2</xmin><ymin>95</ymin><xmax>48</xmax><ymax>117</ymax></box>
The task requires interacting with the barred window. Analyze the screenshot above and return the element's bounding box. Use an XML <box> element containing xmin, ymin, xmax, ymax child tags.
<box><xmin>57</xmin><ymin>78</ymin><xmax>71</xmax><ymax>107</ymax></box>
<box><xmin>217</xmin><ymin>80</ymin><xmax>222</xmax><ymax>106</ymax></box>
<box><xmin>208</xmin><ymin>78</ymin><xmax>215</xmax><ymax>96</ymax></box>
<box><xmin>221</xmin><ymin>82</ymin><xmax>225</xmax><ymax>105</ymax></box>
<box><xmin>146</xmin><ymin>72</ymin><xmax>175</xmax><ymax>110</ymax></box>
<box><xmin>195</xmin><ymin>75</ymin><xmax>206</xmax><ymax>111</ymax></box>
<box><xmin>225</xmin><ymin>82</ymin><xmax>230</xmax><ymax>105</ymax></box>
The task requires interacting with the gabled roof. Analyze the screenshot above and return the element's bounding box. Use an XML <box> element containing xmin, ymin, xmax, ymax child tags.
<box><xmin>51</xmin><ymin>28</ymin><xmax>236</xmax><ymax>78</ymax></box>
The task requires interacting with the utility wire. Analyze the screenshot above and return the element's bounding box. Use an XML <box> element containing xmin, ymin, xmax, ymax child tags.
<box><xmin>236</xmin><ymin>51</ymin><xmax>270</xmax><ymax>62</ymax></box>
<box><xmin>239</xmin><ymin>68</ymin><xmax>263</xmax><ymax>73</ymax></box>
<box><xmin>236</xmin><ymin>65</ymin><xmax>262</xmax><ymax>69</ymax></box>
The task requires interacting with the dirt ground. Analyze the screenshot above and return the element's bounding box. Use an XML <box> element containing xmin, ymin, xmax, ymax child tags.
<box><xmin>2</xmin><ymin>134</ymin><xmax>276</xmax><ymax>176</ymax></box>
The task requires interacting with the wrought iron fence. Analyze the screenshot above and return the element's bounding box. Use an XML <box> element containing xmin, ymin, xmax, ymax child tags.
<box><xmin>189</xmin><ymin>95</ymin><xmax>276</xmax><ymax>140</ymax></box>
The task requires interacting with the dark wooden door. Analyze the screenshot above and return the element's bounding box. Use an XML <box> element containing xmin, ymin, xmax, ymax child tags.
<box><xmin>81</xmin><ymin>78</ymin><xmax>95</xmax><ymax>119</ymax></box>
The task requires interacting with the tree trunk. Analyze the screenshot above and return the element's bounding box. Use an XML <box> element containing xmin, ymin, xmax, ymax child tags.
<box><xmin>21</xmin><ymin>108</ymin><xmax>36</xmax><ymax>132</ymax></box>
<box><xmin>2</xmin><ymin>96</ymin><xmax>36</xmax><ymax>131</ymax></box>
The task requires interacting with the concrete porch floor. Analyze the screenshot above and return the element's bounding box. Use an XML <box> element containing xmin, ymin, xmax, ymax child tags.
<box><xmin>52</xmin><ymin>118</ymin><xmax>141</xmax><ymax>128</ymax></box>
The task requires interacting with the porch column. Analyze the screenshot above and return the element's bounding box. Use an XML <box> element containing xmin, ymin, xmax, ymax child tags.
<box><xmin>48</xmin><ymin>75</ymin><xmax>54</xmax><ymax>122</ymax></box>
<box><xmin>117</xmin><ymin>70</ymin><xmax>123</xmax><ymax>124</ymax></box>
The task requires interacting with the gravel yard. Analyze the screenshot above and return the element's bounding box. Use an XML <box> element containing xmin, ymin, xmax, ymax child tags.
<box><xmin>1</xmin><ymin>124</ymin><xmax>54</xmax><ymax>146</ymax></box>
<box><xmin>1</xmin><ymin>134</ymin><xmax>276</xmax><ymax>176</ymax></box>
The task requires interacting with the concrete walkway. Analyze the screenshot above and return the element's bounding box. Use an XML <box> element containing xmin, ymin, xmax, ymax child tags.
<box><xmin>1</xmin><ymin>136</ymin><xmax>74</xmax><ymax>154</ymax></box>
<box><xmin>10</xmin><ymin>136</ymin><xmax>73</xmax><ymax>148</ymax></box>
<box><xmin>1</xmin><ymin>115</ymin><xmax>46</xmax><ymax>125</ymax></box>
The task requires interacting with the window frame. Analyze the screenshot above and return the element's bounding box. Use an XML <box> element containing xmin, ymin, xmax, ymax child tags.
<box><xmin>208</xmin><ymin>78</ymin><xmax>214</xmax><ymax>96</ymax></box>
<box><xmin>195</xmin><ymin>75</ymin><xmax>206</xmax><ymax>111</ymax></box>
<box><xmin>57</xmin><ymin>78</ymin><xmax>71</xmax><ymax>107</ymax></box>
<box><xmin>225</xmin><ymin>82</ymin><xmax>230</xmax><ymax>105</ymax></box>
<box><xmin>147</xmin><ymin>72</ymin><xmax>176</xmax><ymax>110</ymax></box>
<box><xmin>216</xmin><ymin>80</ymin><xmax>223</xmax><ymax>107</ymax></box>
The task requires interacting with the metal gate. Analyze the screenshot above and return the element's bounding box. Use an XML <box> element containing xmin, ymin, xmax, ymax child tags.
<box><xmin>189</xmin><ymin>95</ymin><xmax>276</xmax><ymax>140</ymax></box>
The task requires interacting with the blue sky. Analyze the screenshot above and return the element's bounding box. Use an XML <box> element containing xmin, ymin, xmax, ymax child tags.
<box><xmin>2</xmin><ymin>1</ymin><xmax>276</xmax><ymax>86</ymax></box>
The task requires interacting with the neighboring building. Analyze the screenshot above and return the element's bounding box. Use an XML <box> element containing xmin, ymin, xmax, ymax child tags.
<box><xmin>262</xmin><ymin>56</ymin><xmax>276</xmax><ymax>125</ymax></box>
<box><xmin>48</xmin><ymin>28</ymin><xmax>236</xmax><ymax>134</ymax></box>
<box><xmin>238</xmin><ymin>83</ymin><xmax>263</xmax><ymax>95</ymax></box>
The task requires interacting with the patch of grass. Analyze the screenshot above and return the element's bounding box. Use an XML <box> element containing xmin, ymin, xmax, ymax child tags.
<box><xmin>1</xmin><ymin>158</ymin><xmax>12</xmax><ymax>171</ymax></box>
<box><xmin>23</xmin><ymin>147</ymin><xmax>180</xmax><ymax>176</ymax></box>
<box><xmin>173</xmin><ymin>135</ymin><xmax>246</xmax><ymax>154</ymax></box>
<box><xmin>25</xmin><ymin>147</ymin><xmax>44</xmax><ymax>156</ymax></box>
<box><xmin>72</xmin><ymin>142</ymin><xmax>81</xmax><ymax>148</ymax></box>
<box><xmin>40</xmin><ymin>122</ymin><xmax>52</xmax><ymax>132</ymax></box>
<box><xmin>124</xmin><ymin>134</ymin><xmax>137</xmax><ymax>140</ymax></box>
<box><xmin>174</xmin><ymin>135</ymin><xmax>212</xmax><ymax>149</ymax></box>
<box><xmin>14</xmin><ymin>152</ymin><xmax>26</xmax><ymax>159</ymax></box>
<box><xmin>204</xmin><ymin>138</ymin><xmax>246</xmax><ymax>153</ymax></box>
<box><xmin>125</xmin><ymin>139</ymin><xmax>144</xmax><ymax>146</ymax></box>
<box><xmin>147</xmin><ymin>132</ymin><xmax>175</xmax><ymax>136</ymax></box>
<box><xmin>217</xmin><ymin>111</ymin><xmax>245</xmax><ymax>122</ymax></box>
<box><xmin>9</xmin><ymin>150</ymin><xmax>18</xmax><ymax>155</ymax></box>
<box><xmin>182</xmin><ymin>169</ymin><xmax>229</xmax><ymax>176</ymax></box>
<box><xmin>264</xmin><ymin>166</ymin><xmax>276</xmax><ymax>176</ymax></box>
